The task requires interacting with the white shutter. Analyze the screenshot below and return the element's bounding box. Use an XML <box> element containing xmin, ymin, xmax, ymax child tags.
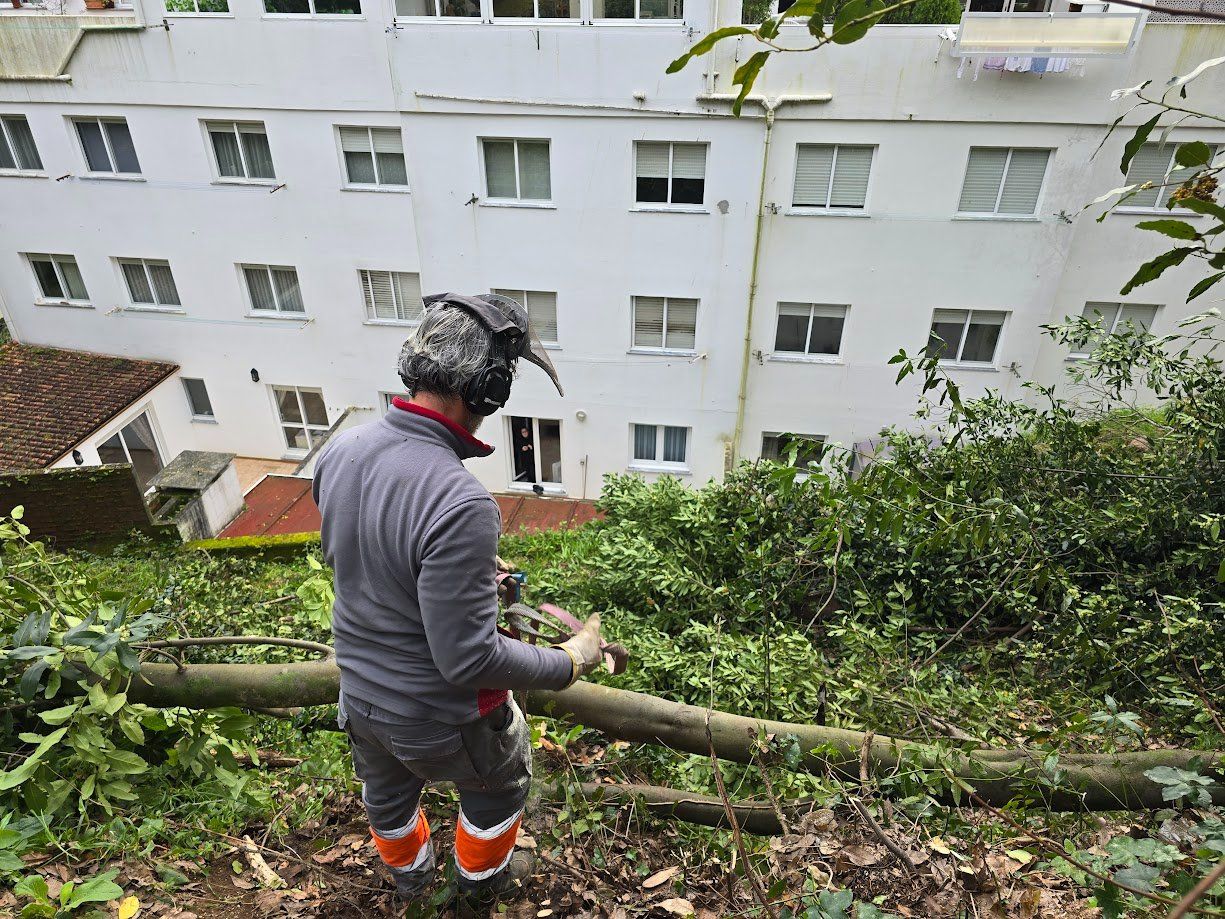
<box><xmin>793</xmin><ymin>144</ymin><xmax>833</xmax><ymax>207</ymax></box>
<box><xmin>148</xmin><ymin>261</ymin><xmax>180</xmax><ymax>306</ymax></box>
<box><xmin>245</xmin><ymin>267</ymin><xmax>277</xmax><ymax>312</ymax></box>
<box><xmin>664</xmin><ymin>298</ymin><xmax>697</xmax><ymax>350</ymax></box>
<box><xmin>392</xmin><ymin>271</ymin><xmax>424</xmax><ymax>321</ymax></box>
<box><xmin>997</xmin><ymin>149</ymin><xmax>1049</xmax><ymax>215</ymax></box>
<box><xmin>1118</xmin><ymin>304</ymin><xmax>1156</xmax><ymax>332</ymax></box>
<box><xmin>1123</xmin><ymin>144</ymin><xmax>1171</xmax><ymax>209</ymax></box>
<box><xmin>633</xmin><ymin>424</ymin><xmax>657</xmax><ymax>461</ymax></box>
<box><xmin>122</xmin><ymin>261</ymin><xmax>154</xmax><ymax>304</ymax></box>
<box><xmin>671</xmin><ymin>143</ymin><xmax>706</xmax><ymax>180</ymax></box>
<box><xmin>527</xmin><ymin>290</ymin><xmax>558</xmax><ymax>343</ymax></box>
<box><xmin>340</xmin><ymin>127</ymin><xmax>372</xmax><ymax>153</ymax></box>
<box><xmin>829</xmin><ymin>145</ymin><xmax>873</xmax><ymax>208</ymax></box>
<box><xmin>634</xmin><ymin>296</ymin><xmax>665</xmax><ymax>347</ymax></box>
<box><xmin>517</xmin><ymin>141</ymin><xmax>551</xmax><ymax>200</ymax></box>
<box><xmin>636</xmin><ymin>142</ymin><xmax>670</xmax><ymax>179</ymax></box>
<box><xmin>371</xmin><ymin>128</ymin><xmax>402</xmax><ymax>154</ymax></box>
<box><xmin>958</xmin><ymin>148</ymin><xmax>1008</xmax><ymax>213</ymax></box>
<box><xmin>362</xmin><ymin>269</ymin><xmax>396</xmax><ymax>320</ymax></box>
<box><xmin>483</xmin><ymin>140</ymin><xmax>518</xmax><ymax>198</ymax></box>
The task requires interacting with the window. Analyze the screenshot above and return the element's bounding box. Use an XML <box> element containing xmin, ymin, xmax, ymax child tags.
<box><xmin>508</xmin><ymin>416</ymin><xmax>563</xmax><ymax>487</ymax></box>
<box><xmin>482</xmin><ymin>139</ymin><xmax>551</xmax><ymax>202</ymax></box>
<box><xmin>265</xmin><ymin>0</ymin><xmax>361</xmax><ymax>12</ymax></box>
<box><xmin>761</xmin><ymin>432</ymin><xmax>826</xmax><ymax>467</ymax></box>
<box><xmin>958</xmin><ymin>148</ymin><xmax>1050</xmax><ymax>216</ymax></box>
<box><xmin>339</xmin><ymin>127</ymin><xmax>407</xmax><ymax>187</ymax></box>
<box><xmin>273</xmin><ymin>386</ymin><xmax>329</xmax><ymax>452</ymax></box>
<box><xmin>207</xmin><ymin>122</ymin><xmax>275</xmax><ymax>181</ymax></box>
<box><xmin>742</xmin><ymin>0</ymin><xmax>793</xmax><ymax>21</ymax></box>
<box><xmin>928</xmin><ymin>310</ymin><xmax>1006</xmax><ymax>364</ymax></box>
<box><xmin>73</xmin><ymin>117</ymin><xmax>141</xmax><ymax>175</ymax></box>
<box><xmin>165</xmin><ymin>0</ymin><xmax>229</xmax><ymax>12</ymax></box>
<box><xmin>381</xmin><ymin>392</ymin><xmax>407</xmax><ymax>411</ymax></box>
<box><xmin>97</xmin><ymin>412</ymin><xmax>163</xmax><ymax>491</ymax></box>
<box><xmin>182</xmin><ymin>378</ymin><xmax>215</xmax><ymax>419</ymax></box>
<box><xmin>773</xmin><ymin>303</ymin><xmax>846</xmax><ymax>357</ymax></box>
<box><xmin>631</xmin><ymin>424</ymin><xmax>688</xmax><ymax>469</ymax></box>
<box><xmin>119</xmin><ymin>258</ymin><xmax>180</xmax><ymax>308</ymax></box>
<box><xmin>1073</xmin><ymin>302</ymin><xmax>1158</xmax><ymax>355</ymax></box>
<box><xmin>394</xmin><ymin>0</ymin><xmax>478</xmax><ymax>16</ymax></box>
<box><xmin>493</xmin><ymin>289</ymin><xmax>558</xmax><ymax>345</ymax></box>
<box><xmin>635</xmin><ymin>142</ymin><xmax>706</xmax><ymax>206</ymax></box>
<box><xmin>593</xmin><ymin>0</ymin><xmax>681</xmax><ymax>18</ymax></box>
<box><xmin>491</xmin><ymin>0</ymin><xmax>577</xmax><ymax>15</ymax></box>
<box><xmin>243</xmin><ymin>265</ymin><xmax>304</xmax><ymax>314</ymax></box>
<box><xmin>0</xmin><ymin>116</ymin><xmax>43</xmax><ymax>173</ymax></box>
<box><xmin>27</xmin><ymin>254</ymin><xmax>89</xmax><ymax>304</ymax></box>
<box><xmin>362</xmin><ymin>270</ymin><xmax>424</xmax><ymax>323</ymax></box>
<box><xmin>1124</xmin><ymin>143</ymin><xmax>1218</xmax><ymax>209</ymax></box>
<box><xmin>792</xmin><ymin>145</ymin><xmax>873</xmax><ymax>210</ymax></box>
<box><xmin>632</xmin><ymin>296</ymin><xmax>697</xmax><ymax>352</ymax></box>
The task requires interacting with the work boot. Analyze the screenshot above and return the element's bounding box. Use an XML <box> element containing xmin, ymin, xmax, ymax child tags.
<box><xmin>456</xmin><ymin>851</ymin><xmax>536</xmax><ymax>911</ymax></box>
<box><xmin>389</xmin><ymin>861</ymin><xmax>436</xmax><ymax>902</ymax></box>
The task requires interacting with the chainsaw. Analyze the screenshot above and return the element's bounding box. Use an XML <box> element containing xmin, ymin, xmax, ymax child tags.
<box><xmin>496</xmin><ymin>572</ymin><xmax>628</xmax><ymax>676</ymax></box>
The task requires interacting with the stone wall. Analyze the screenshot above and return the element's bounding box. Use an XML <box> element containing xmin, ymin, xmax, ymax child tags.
<box><xmin>0</xmin><ymin>464</ymin><xmax>173</xmax><ymax>549</ymax></box>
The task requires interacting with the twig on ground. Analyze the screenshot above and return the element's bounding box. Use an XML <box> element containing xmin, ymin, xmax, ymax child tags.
<box><xmin>240</xmin><ymin>834</ymin><xmax>286</xmax><ymax>889</ymax></box>
<box><xmin>138</xmin><ymin>636</ymin><xmax>335</xmax><ymax>657</ymax></box>
<box><xmin>751</xmin><ymin>747</ymin><xmax>793</xmax><ymax>837</ymax></box>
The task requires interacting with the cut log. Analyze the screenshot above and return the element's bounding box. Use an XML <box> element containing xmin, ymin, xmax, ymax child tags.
<box><xmin>126</xmin><ymin>660</ymin><xmax>1224</xmax><ymax>811</ymax></box>
<box><xmin>568</xmin><ymin>782</ymin><xmax>809</xmax><ymax>835</ymax></box>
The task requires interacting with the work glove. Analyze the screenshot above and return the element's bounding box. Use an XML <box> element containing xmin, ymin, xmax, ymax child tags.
<box><xmin>557</xmin><ymin>613</ymin><xmax>602</xmax><ymax>687</ymax></box>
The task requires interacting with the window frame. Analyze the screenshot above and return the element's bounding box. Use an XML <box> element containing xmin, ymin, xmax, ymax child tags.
<box><xmin>336</xmin><ymin>124</ymin><xmax>409</xmax><ymax>191</ymax></box>
<box><xmin>241</xmin><ymin>264</ymin><xmax>306</xmax><ymax>317</ymax></box>
<box><xmin>632</xmin><ymin>140</ymin><xmax>708</xmax><ymax>211</ymax></box>
<box><xmin>392</xmin><ymin>0</ymin><xmax>681</xmax><ymax>19</ymax></box>
<box><xmin>491</xmin><ymin>288</ymin><xmax>560</xmax><ymax>347</ymax></box>
<box><xmin>262</xmin><ymin>0</ymin><xmax>363</xmax><ymax>16</ymax></box>
<box><xmin>955</xmin><ymin>146</ymin><xmax>1052</xmax><ymax>219</ymax></box>
<box><xmin>181</xmin><ymin>378</ymin><xmax>217</xmax><ymax>422</ymax></box>
<box><xmin>1070</xmin><ymin>302</ymin><xmax>1159</xmax><ymax>357</ymax></box>
<box><xmin>204</xmin><ymin>120</ymin><xmax>277</xmax><ymax>184</ymax></box>
<box><xmin>478</xmin><ymin>137</ymin><xmax>553</xmax><ymax>205</ymax></box>
<box><xmin>271</xmin><ymin>385</ymin><xmax>330</xmax><ymax>456</ymax></box>
<box><xmin>1118</xmin><ymin>142</ymin><xmax>1219</xmax><ymax>213</ymax></box>
<box><xmin>928</xmin><ymin>309</ymin><xmax>1008</xmax><ymax>367</ymax></box>
<box><xmin>94</xmin><ymin>407</ymin><xmax>165</xmax><ymax>491</ymax></box>
<box><xmin>593</xmin><ymin>0</ymin><xmax>683</xmax><ymax>22</ymax></box>
<box><xmin>117</xmin><ymin>257</ymin><xmax>182</xmax><ymax>311</ymax></box>
<box><xmin>26</xmin><ymin>253</ymin><xmax>90</xmax><ymax>307</ymax></box>
<box><xmin>163</xmin><ymin>0</ymin><xmax>233</xmax><ymax>15</ymax></box>
<box><xmin>760</xmin><ymin>431</ymin><xmax>827</xmax><ymax>469</ymax></box>
<box><xmin>629</xmin><ymin>423</ymin><xmax>691</xmax><ymax>473</ymax></box>
<box><xmin>789</xmin><ymin>143</ymin><xmax>875</xmax><ymax>214</ymax></box>
<box><xmin>0</xmin><ymin>115</ymin><xmax>45</xmax><ymax>175</ymax></box>
<box><xmin>70</xmin><ymin>116</ymin><xmax>142</xmax><ymax>177</ymax></box>
<box><xmin>770</xmin><ymin>302</ymin><xmax>848</xmax><ymax>361</ymax></box>
<box><xmin>360</xmin><ymin>269</ymin><xmax>424</xmax><ymax>325</ymax></box>
<box><xmin>505</xmin><ymin>415</ymin><xmax>566</xmax><ymax>493</ymax></box>
<box><xmin>630</xmin><ymin>295</ymin><xmax>698</xmax><ymax>355</ymax></box>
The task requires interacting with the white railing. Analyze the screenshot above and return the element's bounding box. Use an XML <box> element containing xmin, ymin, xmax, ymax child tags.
<box><xmin>951</xmin><ymin>10</ymin><xmax>1144</xmax><ymax>57</ymax></box>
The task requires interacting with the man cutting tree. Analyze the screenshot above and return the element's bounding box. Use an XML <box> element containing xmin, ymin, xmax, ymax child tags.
<box><xmin>312</xmin><ymin>293</ymin><xmax>604</xmax><ymax>909</ymax></box>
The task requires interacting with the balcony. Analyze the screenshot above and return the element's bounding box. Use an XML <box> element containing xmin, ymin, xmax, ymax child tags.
<box><xmin>0</xmin><ymin>2</ymin><xmax>140</xmax><ymax>82</ymax></box>
<box><xmin>950</xmin><ymin>8</ymin><xmax>1144</xmax><ymax>58</ymax></box>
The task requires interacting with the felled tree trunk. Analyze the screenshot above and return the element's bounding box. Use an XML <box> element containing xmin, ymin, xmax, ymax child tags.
<box><xmin>127</xmin><ymin>661</ymin><xmax>1224</xmax><ymax>811</ymax></box>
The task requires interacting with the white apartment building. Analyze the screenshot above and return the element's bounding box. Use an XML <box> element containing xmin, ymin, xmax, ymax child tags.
<box><xmin>0</xmin><ymin>0</ymin><xmax>1222</xmax><ymax>498</ymax></box>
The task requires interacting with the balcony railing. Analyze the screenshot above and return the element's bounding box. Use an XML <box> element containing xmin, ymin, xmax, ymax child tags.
<box><xmin>951</xmin><ymin>10</ymin><xmax>1144</xmax><ymax>58</ymax></box>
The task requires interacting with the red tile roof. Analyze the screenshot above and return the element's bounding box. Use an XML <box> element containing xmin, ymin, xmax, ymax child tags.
<box><xmin>0</xmin><ymin>342</ymin><xmax>178</xmax><ymax>471</ymax></box>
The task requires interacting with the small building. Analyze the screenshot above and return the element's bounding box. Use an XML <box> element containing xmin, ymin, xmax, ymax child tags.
<box><xmin>0</xmin><ymin>341</ymin><xmax>181</xmax><ymax>492</ymax></box>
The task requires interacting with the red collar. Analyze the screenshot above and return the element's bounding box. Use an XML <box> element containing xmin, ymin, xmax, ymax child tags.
<box><xmin>392</xmin><ymin>397</ymin><xmax>493</xmax><ymax>454</ymax></box>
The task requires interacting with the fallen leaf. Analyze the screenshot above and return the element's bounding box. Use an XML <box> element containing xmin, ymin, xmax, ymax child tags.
<box><xmin>642</xmin><ymin>866</ymin><xmax>681</xmax><ymax>889</ymax></box>
<box><xmin>840</xmin><ymin>844</ymin><xmax>882</xmax><ymax>867</ymax></box>
<box><xmin>537</xmin><ymin>911</ymin><xmax>553</xmax><ymax>918</ymax></box>
<box><xmin>119</xmin><ymin>896</ymin><xmax>141</xmax><ymax>919</ymax></box>
<box><xmin>929</xmin><ymin>837</ymin><xmax>952</xmax><ymax>855</ymax></box>
<box><xmin>658</xmin><ymin>898</ymin><xmax>695</xmax><ymax>916</ymax></box>
<box><xmin>1005</xmin><ymin>849</ymin><xmax>1034</xmax><ymax>866</ymax></box>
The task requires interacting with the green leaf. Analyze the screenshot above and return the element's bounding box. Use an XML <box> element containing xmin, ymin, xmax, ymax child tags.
<box><xmin>1120</xmin><ymin>114</ymin><xmax>1161</xmax><ymax>175</ymax></box>
<box><xmin>14</xmin><ymin>875</ymin><xmax>49</xmax><ymax>901</ymax></box>
<box><xmin>666</xmin><ymin>26</ymin><xmax>753</xmax><ymax>74</ymax></box>
<box><xmin>732</xmin><ymin>50</ymin><xmax>770</xmax><ymax>116</ymax></box>
<box><xmin>1175</xmin><ymin>196</ymin><xmax>1225</xmax><ymax>222</ymax></box>
<box><xmin>1174</xmin><ymin>141</ymin><xmax>1213</xmax><ymax>168</ymax></box>
<box><xmin>1190</xmin><ymin>272</ymin><xmax>1225</xmax><ymax>302</ymax></box>
<box><xmin>39</xmin><ymin>703</ymin><xmax>79</xmax><ymax>726</ymax></box>
<box><xmin>67</xmin><ymin>870</ymin><xmax>123</xmax><ymax>907</ymax></box>
<box><xmin>1135</xmin><ymin>219</ymin><xmax>1199</xmax><ymax>240</ymax></box>
<box><xmin>18</xmin><ymin>660</ymin><xmax>49</xmax><ymax>702</ymax></box>
<box><xmin>1217</xmin><ymin>556</ymin><xmax>1225</xmax><ymax>582</ymax></box>
<box><xmin>104</xmin><ymin>749</ymin><xmax>149</xmax><ymax>775</ymax></box>
<box><xmin>1113</xmin><ymin>863</ymin><xmax>1160</xmax><ymax>892</ymax></box>
<box><xmin>831</xmin><ymin>0</ymin><xmax>886</xmax><ymax>44</ymax></box>
<box><xmin>1120</xmin><ymin>247</ymin><xmax>1195</xmax><ymax>295</ymax></box>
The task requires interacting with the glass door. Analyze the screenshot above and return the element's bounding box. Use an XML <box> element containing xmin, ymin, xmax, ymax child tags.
<box><xmin>97</xmin><ymin>411</ymin><xmax>164</xmax><ymax>491</ymax></box>
<box><xmin>508</xmin><ymin>416</ymin><xmax>562</xmax><ymax>490</ymax></box>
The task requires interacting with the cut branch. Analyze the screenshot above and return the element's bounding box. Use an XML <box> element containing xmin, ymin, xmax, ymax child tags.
<box><xmin>124</xmin><ymin>661</ymin><xmax>1225</xmax><ymax>811</ymax></box>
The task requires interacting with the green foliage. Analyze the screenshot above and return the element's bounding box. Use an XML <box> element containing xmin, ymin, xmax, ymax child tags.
<box><xmin>879</xmin><ymin>0</ymin><xmax>958</xmax><ymax>24</ymax></box>
<box><xmin>15</xmin><ymin>869</ymin><xmax>123</xmax><ymax>918</ymax></box>
<box><xmin>184</xmin><ymin>531</ymin><xmax>321</xmax><ymax>555</ymax></box>
<box><xmin>295</xmin><ymin>555</ymin><xmax>335</xmax><ymax>629</ymax></box>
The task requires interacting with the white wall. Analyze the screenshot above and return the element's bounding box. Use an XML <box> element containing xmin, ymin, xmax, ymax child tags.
<box><xmin>3</xmin><ymin>4</ymin><xmax>1224</xmax><ymax>495</ymax></box>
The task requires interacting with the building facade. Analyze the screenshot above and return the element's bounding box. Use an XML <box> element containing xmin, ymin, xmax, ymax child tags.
<box><xmin>0</xmin><ymin>0</ymin><xmax>1222</xmax><ymax>497</ymax></box>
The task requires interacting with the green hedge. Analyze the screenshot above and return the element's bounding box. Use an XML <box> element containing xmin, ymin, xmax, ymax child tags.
<box><xmin>184</xmin><ymin>531</ymin><xmax>321</xmax><ymax>556</ymax></box>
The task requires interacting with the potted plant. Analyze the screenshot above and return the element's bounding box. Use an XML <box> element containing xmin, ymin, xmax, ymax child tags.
<box><xmin>84</xmin><ymin>0</ymin><xmax>116</xmax><ymax>9</ymax></box>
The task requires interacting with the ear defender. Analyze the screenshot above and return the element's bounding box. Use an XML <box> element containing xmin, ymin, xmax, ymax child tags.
<box><xmin>461</xmin><ymin>363</ymin><xmax>514</xmax><ymax>416</ymax></box>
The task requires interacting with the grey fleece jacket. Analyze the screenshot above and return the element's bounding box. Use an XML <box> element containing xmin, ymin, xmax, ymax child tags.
<box><xmin>312</xmin><ymin>401</ymin><xmax>573</xmax><ymax>724</ymax></box>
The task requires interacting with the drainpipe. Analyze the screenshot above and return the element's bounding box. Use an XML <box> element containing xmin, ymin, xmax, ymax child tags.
<box><xmin>696</xmin><ymin>93</ymin><xmax>831</xmax><ymax>467</ymax></box>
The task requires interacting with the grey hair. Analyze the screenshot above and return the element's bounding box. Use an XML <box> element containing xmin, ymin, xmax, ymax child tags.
<box><xmin>397</xmin><ymin>306</ymin><xmax>497</xmax><ymax>397</ymax></box>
